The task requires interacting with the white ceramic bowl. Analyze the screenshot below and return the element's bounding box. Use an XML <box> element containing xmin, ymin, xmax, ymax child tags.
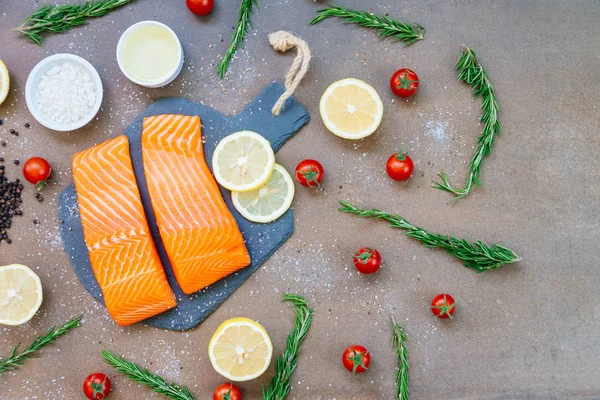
<box><xmin>25</xmin><ymin>54</ymin><xmax>103</xmax><ymax>132</ymax></box>
<box><xmin>116</xmin><ymin>21</ymin><xmax>184</xmax><ymax>88</ymax></box>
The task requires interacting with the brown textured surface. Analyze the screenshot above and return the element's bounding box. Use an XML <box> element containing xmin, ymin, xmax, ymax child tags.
<box><xmin>1</xmin><ymin>1</ymin><xmax>600</xmax><ymax>399</ymax></box>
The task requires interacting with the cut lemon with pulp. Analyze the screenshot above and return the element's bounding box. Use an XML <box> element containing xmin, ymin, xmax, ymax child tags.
<box><xmin>209</xmin><ymin>317</ymin><xmax>273</xmax><ymax>382</ymax></box>
<box><xmin>320</xmin><ymin>78</ymin><xmax>383</xmax><ymax>140</ymax></box>
<box><xmin>213</xmin><ymin>131</ymin><xmax>275</xmax><ymax>192</ymax></box>
<box><xmin>0</xmin><ymin>264</ymin><xmax>43</xmax><ymax>326</ymax></box>
<box><xmin>232</xmin><ymin>164</ymin><xmax>294</xmax><ymax>223</ymax></box>
<box><xmin>0</xmin><ymin>60</ymin><xmax>9</xmax><ymax>106</ymax></box>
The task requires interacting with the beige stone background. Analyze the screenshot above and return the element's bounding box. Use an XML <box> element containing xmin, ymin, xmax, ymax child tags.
<box><xmin>1</xmin><ymin>0</ymin><xmax>600</xmax><ymax>399</ymax></box>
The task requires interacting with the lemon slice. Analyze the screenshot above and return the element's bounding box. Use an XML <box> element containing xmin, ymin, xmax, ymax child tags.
<box><xmin>212</xmin><ymin>131</ymin><xmax>276</xmax><ymax>192</ymax></box>
<box><xmin>319</xmin><ymin>78</ymin><xmax>383</xmax><ymax>140</ymax></box>
<box><xmin>209</xmin><ymin>317</ymin><xmax>273</xmax><ymax>382</ymax></box>
<box><xmin>232</xmin><ymin>164</ymin><xmax>294</xmax><ymax>223</ymax></box>
<box><xmin>0</xmin><ymin>60</ymin><xmax>9</xmax><ymax>106</ymax></box>
<box><xmin>0</xmin><ymin>264</ymin><xmax>43</xmax><ymax>326</ymax></box>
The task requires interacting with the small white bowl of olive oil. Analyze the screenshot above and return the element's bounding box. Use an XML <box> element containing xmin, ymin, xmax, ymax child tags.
<box><xmin>117</xmin><ymin>21</ymin><xmax>183</xmax><ymax>88</ymax></box>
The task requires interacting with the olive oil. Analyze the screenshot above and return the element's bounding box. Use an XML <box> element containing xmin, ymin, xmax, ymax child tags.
<box><xmin>121</xmin><ymin>24</ymin><xmax>179</xmax><ymax>83</ymax></box>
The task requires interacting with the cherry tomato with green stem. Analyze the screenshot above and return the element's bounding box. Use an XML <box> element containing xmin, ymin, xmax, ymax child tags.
<box><xmin>342</xmin><ymin>345</ymin><xmax>370</xmax><ymax>374</ymax></box>
<box><xmin>386</xmin><ymin>150</ymin><xmax>414</xmax><ymax>181</ymax></box>
<box><xmin>213</xmin><ymin>383</ymin><xmax>242</xmax><ymax>400</ymax></box>
<box><xmin>186</xmin><ymin>0</ymin><xmax>214</xmax><ymax>15</ymax></box>
<box><xmin>83</xmin><ymin>373</ymin><xmax>111</xmax><ymax>400</ymax></box>
<box><xmin>390</xmin><ymin>68</ymin><xmax>419</xmax><ymax>98</ymax></box>
<box><xmin>353</xmin><ymin>247</ymin><xmax>381</xmax><ymax>274</ymax></box>
<box><xmin>23</xmin><ymin>157</ymin><xmax>51</xmax><ymax>188</ymax></box>
<box><xmin>431</xmin><ymin>294</ymin><xmax>456</xmax><ymax>319</ymax></box>
<box><xmin>295</xmin><ymin>159</ymin><xmax>324</xmax><ymax>188</ymax></box>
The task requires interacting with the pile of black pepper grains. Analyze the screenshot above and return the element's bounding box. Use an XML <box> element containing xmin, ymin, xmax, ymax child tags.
<box><xmin>0</xmin><ymin>156</ymin><xmax>23</xmax><ymax>244</ymax></box>
<box><xmin>0</xmin><ymin>118</ymin><xmax>27</xmax><ymax>244</ymax></box>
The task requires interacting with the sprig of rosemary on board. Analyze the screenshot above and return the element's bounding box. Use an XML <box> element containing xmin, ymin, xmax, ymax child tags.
<box><xmin>309</xmin><ymin>5</ymin><xmax>424</xmax><ymax>46</ymax></box>
<box><xmin>217</xmin><ymin>0</ymin><xmax>258</xmax><ymax>79</ymax></box>
<box><xmin>102</xmin><ymin>350</ymin><xmax>196</xmax><ymax>400</ymax></box>
<box><xmin>432</xmin><ymin>45</ymin><xmax>502</xmax><ymax>200</ymax></box>
<box><xmin>14</xmin><ymin>0</ymin><xmax>134</xmax><ymax>45</ymax></box>
<box><xmin>392</xmin><ymin>317</ymin><xmax>409</xmax><ymax>400</ymax></box>
<box><xmin>339</xmin><ymin>201</ymin><xmax>520</xmax><ymax>272</ymax></box>
<box><xmin>0</xmin><ymin>315</ymin><xmax>83</xmax><ymax>376</ymax></box>
<box><xmin>262</xmin><ymin>294</ymin><xmax>314</xmax><ymax>400</ymax></box>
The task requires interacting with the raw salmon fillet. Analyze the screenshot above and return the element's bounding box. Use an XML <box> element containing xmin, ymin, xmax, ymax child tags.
<box><xmin>142</xmin><ymin>115</ymin><xmax>251</xmax><ymax>294</ymax></box>
<box><xmin>73</xmin><ymin>135</ymin><xmax>177</xmax><ymax>326</ymax></box>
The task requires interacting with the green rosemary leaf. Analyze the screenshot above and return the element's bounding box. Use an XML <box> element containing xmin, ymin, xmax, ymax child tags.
<box><xmin>392</xmin><ymin>317</ymin><xmax>409</xmax><ymax>400</ymax></box>
<box><xmin>15</xmin><ymin>0</ymin><xmax>134</xmax><ymax>45</ymax></box>
<box><xmin>217</xmin><ymin>0</ymin><xmax>258</xmax><ymax>79</ymax></box>
<box><xmin>102</xmin><ymin>350</ymin><xmax>195</xmax><ymax>400</ymax></box>
<box><xmin>339</xmin><ymin>201</ymin><xmax>520</xmax><ymax>272</ymax></box>
<box><xmin>0</xmin><ymin>315</ymin><xmax>83</xmax><ymax>376</ymax></box>
<box><xmin>262</xmin><ymin>294</ymin><xmax>314</xmax><ymax>400</ymax></box>
<box><xmin>310</xmin><ymin>5</ymin><xmax>424</xmax><ymax>46</ymax></box>
<box><xmin>432</xmin><ymin>45</ymin><xmax>501</xmax><ymax>200</ymax></box>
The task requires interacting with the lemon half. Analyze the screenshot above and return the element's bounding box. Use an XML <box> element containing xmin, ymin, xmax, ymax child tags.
<box><xmin>319</xmin><ymin>78</ymin><xmax>383</xmax><ymax>140</ymax></box>
<box><xmin>232</xmin><ymin>164</ymin><xmax>295</xmax><ymax>224</ymax></box>
<box><xmin>212</xmin><ymin>131</ymin><xmax>276</xmax><ymax>192</ymax></box>
<box><xmin>208</xmin><ymin>317</ymin><xmax>273</xmax><ymax>382</ymax></box>
<box><xmin>0</xmin><ymin>60</ymin><xmax>10</xmax><ymax>106</ymax></box>
<box><xmin>0</xmin><ymin>264</ymin><xmax>43</xmax><ymax>326</ymax></box>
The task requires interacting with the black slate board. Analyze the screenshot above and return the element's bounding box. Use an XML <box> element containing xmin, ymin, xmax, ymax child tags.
<box><xmin>59</xmin><ymin>82</ymin><xmax>310</xmax><ymax>330</ymax></box>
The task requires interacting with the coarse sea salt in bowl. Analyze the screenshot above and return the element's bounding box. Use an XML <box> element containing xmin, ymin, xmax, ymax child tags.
<box><xmin>25</xmin><ymin>53</ymin><xmax>103</xmax><ymax>132</ymax></box>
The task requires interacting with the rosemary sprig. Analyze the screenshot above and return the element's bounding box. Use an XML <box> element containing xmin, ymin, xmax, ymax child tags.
<box><xmin>339</xmin><ymin>201</ymin><xmax>519</xmax><ymax>272</ymax></box>
<box><xmin>217</xmin><ymin>0</ymin><xmax>258</xmax><ymax>79</ymax></box>
<box><xmin>0</xmin><ymin>315</ymin><xmax>83</xmax><ymax>376</ymax></box>
<box><xmin>310</xmin><ymin>5</ymin><xmax>424</xmax><ymax>46</ymax></box>
<box><xmin>15</xmin><ymin>0</ymin><xmax>134</xmax><ymax>45</ymax></box>
<box><xmin>432</xmin><ymin>45</ymin><xmax>501</xmax><ymax>200</ymax></box>
<box><xmin>102</xmin><ymin>350</ymin><xmax>195</xmax><ymax>400</ymax></box>
<box><xmin>392</xmin><ymin>318</ymin><xmax>409</xmax><ymax>400</ymax></box>
<box><xmin>262</xmin><ymin>294</ymin><xmax>314</xmax><ymax>400</ymax></box>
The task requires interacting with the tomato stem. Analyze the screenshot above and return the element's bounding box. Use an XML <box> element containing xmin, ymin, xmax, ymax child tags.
<box><xmin>348</xmin><ymin>350</ymin><xmax>369</xmax><ymax>373</ymax></box>
<box><xmin>223</xmin><ymin>386</ymin><xmax>232</xmax><ymax>400</ymax></box>
<box><xmin>431</xmin><ymin>294</ymin><xmax>455</xmax><ymax>319</ymax></box>
<box><xmin>299</xmin><ymin>166</ymin><xmax>321</xmax><ymax>188</ymax></box>
<box><xmin>395</xmin><ymin>149</ymin><xmax>407</xmax><ymax>161</ymax></box>
<box><xmin>355</xmin><ymin>248</ymin><xmax>373</xmax><ymax>264</ymax></box>
<box><xmin>396</xmin><ymin>73</ymin><xmax>419</xmax><ymax>90</ymax></box>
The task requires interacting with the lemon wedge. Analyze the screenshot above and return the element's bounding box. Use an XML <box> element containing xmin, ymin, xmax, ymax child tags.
<box><xmin>232</xmin><ymin>164</ymin><xmax>294</xmax><ymax>223</ymax></box>
<box><xmin>0</xmin><ymin>264</ymin><xmax>43</xmax><ymax>326</ymax></box>
<box><xmin>319</xmin><ymin>78</ymin><xmax>383</xmax><ymax>140</ymax></box>
<box><xmin>0</xmin><ymin>59</ymin><xmax>10</xmax><ymax>106</ymax></box>
<box><xmin>209</xmin><ymin>317</ymin><xmax>273</xmax><ymax>382</ymax></box>
<box><xmin>212</xmin><ymin>131</ymin><xmax>276</xmax><ymax>192</ymax></box>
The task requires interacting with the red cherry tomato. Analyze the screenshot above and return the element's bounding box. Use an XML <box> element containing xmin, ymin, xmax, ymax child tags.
<box><xmin>186</xmin><ymin>0</ymin><xmax>214</xmax><ymax>15</ymax></box>
<box><xmin>353</xmin><ymin>247</ymin><xmax>381</xmax><ymax>274</ymax></box>
<box><xmin>23</xmin><ymin>157</ymin><xmax>52</xmax><ymax>186</ymax></box>
<box><xmin>213</xmin><ymin>383</ymin><xmax>242</xmax><ymax>400</ymax></box>
<box><xmin>431</xmin><ymin>294</ymin><xmax>456</xmax><ymax>319</ymax></box>
<box><xmin>386</xmin><ymin>150</ymin><xmax>414</xmax><ymax>181</ymax></box>
<box><xmin>83</xmin><ymin>373</ymin><xmax>111</xmax><ymax>400</ymax></box>
<box><xmin>342</xmin><ymin>345</ymin><xmax>370</xmax><ymax>374</ymax></box>
<box><xmin>390</xmin><ymin>68</ymin><xmax>419</xmax><ymax>98</ymax></box>
<box><xmin>295</xmin><ymin>159</ymin><xmax>324</xmax><ymax>187</ymax></box>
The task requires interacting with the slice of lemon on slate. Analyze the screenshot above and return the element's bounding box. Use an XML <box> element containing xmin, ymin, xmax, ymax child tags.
<box><xmin>232</xmin><ymin>164</ymin><xmax>295</xmax><ymax>223</ymax></box>
<box><xmin>0</xmin><ymin>264</ymin><xmax>43</xmax><ymax>326</ymax></box>
<box><xmin>319</xmin><ymin>78</ymin><xmax>383</xmax><ymax>140</ymax></box>
<box><xmin>208</xmin><ymin>317</ymin><xmax>273</xmax><ymax>382</ymax></box>
<box><xmin>212</xmin><ymin>131</ymin><xmax>275</xmax><ymax>192</ymax></box>
<box><xmin>0</xmin><ymin>60</ymin><xmax>9</xmax><ymax>106</ymax></box>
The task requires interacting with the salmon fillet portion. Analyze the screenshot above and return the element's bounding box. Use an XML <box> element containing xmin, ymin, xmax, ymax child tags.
<box><xmin>73</xmin><ymin>135</ymin><xmax>177</xmax><ymax>326</ymax></box>
<box><xmin>142</xmin><ymin>115</ymin><xmax>251</xmax><ymax>294</ymax></box>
